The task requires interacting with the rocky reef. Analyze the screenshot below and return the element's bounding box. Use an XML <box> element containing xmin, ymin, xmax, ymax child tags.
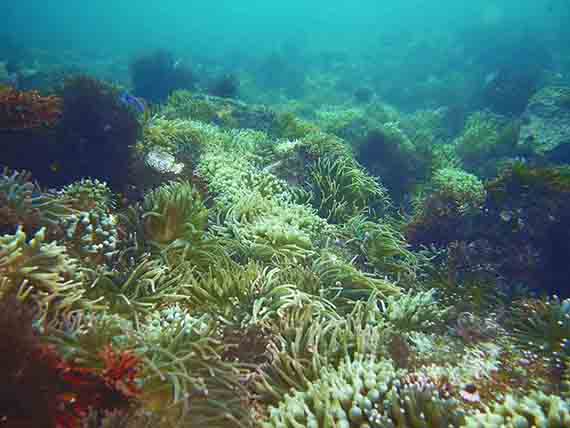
<box><xmin>0</xmin><ymin>62</ymin><xmax>569</xmax><ymax>428</ymax></box>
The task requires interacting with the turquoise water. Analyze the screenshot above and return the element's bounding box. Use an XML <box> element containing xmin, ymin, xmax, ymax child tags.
<box><xmin>3</xmin><ymin>1</ymin><xmax>567</xmax><ymax>55</ymax></box>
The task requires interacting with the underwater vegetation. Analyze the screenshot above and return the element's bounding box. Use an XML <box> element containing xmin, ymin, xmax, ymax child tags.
<box><xmin>1</xmin><ymin>75</ymin><xmax>140</xmax><ymax>190</ymax></box>
<box><xmin>453</xmin><ymin>112</ymin><xmax>521</xmax><ymax>177</ymax></box>
<box><xmin>130</xmin><ymin>50</ymin><xmax>196</xmax><ymax>104</ymax></box>
<box><xmin>0</xmin><ymin>98</ymin><xmax>566</xmax><ymax>425</ymax></box>
<box><xmin>56</xmin><ymin>76</ymin><xmax>140</xmax><ymax>189</ymax></box>
<box><xmin>0</xmin><ymin>86</ymin><xmax>62</xmax><ymax>130</ymax></box>
<box><xmin>408</xmin><ymin>162</ymin><xmax>570</xmax><ymax>296</ymax></box>
<box><xmin>356</xmin><ymin>123</ymin><xmax>432</xmax><ymax>202</ymax></box>
<box><xmin>2</xmin><ymin>22</ymin><xmax>570</xmax><ymax>427</ymax></box>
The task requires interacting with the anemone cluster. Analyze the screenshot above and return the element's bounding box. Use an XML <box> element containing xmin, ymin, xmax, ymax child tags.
<box><xmin>0</xmin><ymin>226</ymin><xmax>85</xmax><ymax>322</ymax></box>
<box><xmin>1</xmin><ymin>78</ymin><xmax>568</xmax><ymax>428</ymax></box>
<box><xmin>0</xmin><ymin>167</ymin><xmax>72</xmax><ymax>234</ymax></box>
<box><xmin>464</xmin><ymin>392</ymin><xmax>570</xmax><ymax>428</ymax></box>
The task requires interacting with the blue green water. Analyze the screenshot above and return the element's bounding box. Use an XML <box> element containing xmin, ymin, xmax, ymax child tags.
<box><xmin>3</xmin><ymin>1</ymin><xmax>568</xmax><ymax>56</ymax></box>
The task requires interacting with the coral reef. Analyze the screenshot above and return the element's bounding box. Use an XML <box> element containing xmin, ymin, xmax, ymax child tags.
<box><xmin>410</xmin><ymin>167</ymin><xmax>485</xmax><ymax>236</ymax></box>
<box><xmin>1</xmin><ymin>76</ymin><xmax>140</xmax><ymax>190</ymax></box>
<box><xmin>454</xmin><ymin>112</ymin><xmax>520</xmax><ymax>177</ymax></box>
<box><xmin>162</xmin><ymin>90</ymin><xmax>274</xmax><ymax>130</ymax></box>
<box><xmin>60</xmin><ymin>209</ymin><xmax>120</xmax><ymax>266</ymax></box>
<box><xmin>408</xmin><ymin>163</ymin><xmax>570</xmax><ymax>295</ymax></box>
<box><xmin>0</xmin><ymin>86</ymin><xmax>62</xmax><ymax>130</ymax></box>
<box><xmin>1</xmin><ymin>39</ymin><xmax>569</xmax><ymax>428</ymax></box>
<box><xmin>0</xmin><ymin>293</ymin><xmax>61</xmax><ymax>427</ymax></box>
<box><xmin>0</xmin><ymin>291</ymin><xmax>143</xmax><ymax>427</ymax></box>
<box><xmin>60</xmin><ymin>178</ymin><xmax>115</xmax><ymax>211</ymax></box>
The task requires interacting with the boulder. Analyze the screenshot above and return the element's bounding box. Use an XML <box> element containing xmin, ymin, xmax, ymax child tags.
<box><xmin>518</xmin><ymin>86</ymin><xmax>570</xmax><ymax>162</ymax></box>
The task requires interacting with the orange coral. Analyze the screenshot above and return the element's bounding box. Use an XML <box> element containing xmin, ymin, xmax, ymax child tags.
<box><xmin>0</xmin><ymin>88</ymin><xmax>62</xmax><ymax>130</ymax></box>
<box><xmin>0</xmin><ymin>292</ymin><xmax>142</xmax><ymax>427</ymax></box>
<box><xmin>99</xmin><ymin>345</ymin><xmax>142</xmax><ymax>398</ymax></box>
<box><xmin>55</xmin><ymin>345</ymin><xmax>142</xmax><ymax>427</ymax></box>
<box><xmin>462</xmin><ymin>349</ymin><xmax>554</xmax><ymax>413</ymax></box>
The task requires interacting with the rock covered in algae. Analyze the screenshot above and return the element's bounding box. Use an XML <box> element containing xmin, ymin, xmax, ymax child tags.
<box><xmin>518</xmin><ymin>86</ymin><xmax>570</xmax><ymax>161</ymax></box>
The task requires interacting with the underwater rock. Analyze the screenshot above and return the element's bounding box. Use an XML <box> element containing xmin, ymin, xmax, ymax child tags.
<box><xmin>408</xmin><ymin>163</ymin><xmax>570</xmax><ymax>297</ymax></box>
<box><xmin>145</xmin><ymin>150</ymin><xmax>185</xmax><ymax>176</ymax></box>
<box><xmin>163</xmin><ymin>92</ymin><xmax>277</xmax><ymax>132</ymax></box>
<box><xmin>128</xmin><ymin>149</ymin><xmax>188</xmax><ymax>192</ymax></box>
<box><xmin>130</xmin><ymin>50</ymin><xmax>196</xmax><ymax>103</ymax></box>
<box><xmin>356</xmin><ymin>123</ymin><xmax>431</xmax><ymax>202</ymax></box>
<box><xmin>1</xmin><ymin>76</ymin><xmax>140</xmax><ymax>190</ymax></box>
<box><xmin>481</xmin><ymin>67</ymin><xmax>540</xmax><ymax>116</ymax></box>
<box><xmin>56</xmin><ymin>76</ymin><xmax>140</xmax><ymax>190</ymax></box>
<box><xmin>518</xmin><ymin>86</ymin><xmax>570</xmax><ymax>163</ymax></box>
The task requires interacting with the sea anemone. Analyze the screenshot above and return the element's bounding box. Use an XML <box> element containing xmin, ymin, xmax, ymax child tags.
<box><xmin>464</xmin><ymin>391</ymin><xmax>570</xmax><ymax>428</ymax></box>
<box><xmin>60</xmin><ymin>178</ymin><xmax>116</xmax><ymax>211</ymax></box>
<box><xmin>309</xmin><ymin>156</ymin><xmax>389</xmax><ymax>223</ymax></box>
<box><xmin>0</xmin><ymin>167</ymin><xmax>73</xmax><ymax>234</ymax></box>
<box><xmin>509</xmin><ymin>296</ymin><xmax>570</xmax><ymax>358</ymax></box>
<box><xmin>142</xmin><ymin>180</ymin><xmax>208</xmax><ymax>249</ymax></box>
<box><xmin>0</xmin><ymin>226</ymin><xmax>85</xmax><ymax>321</ymax></box>
<box><xmin>264</xmin><ymin>355</ymin><xmax>465</xmax><ymax>428</ymax></box>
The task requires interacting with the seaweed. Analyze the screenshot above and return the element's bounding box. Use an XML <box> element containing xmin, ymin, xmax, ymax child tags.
<box><xmin>55</xmin><ymin>75</ymin><xmax>140</xmax><ymax>189</ymax></box>
<box><xmin>130</xmin><ymin>50</ymin><xmax>196</xmax><ymax>104</ymax></box>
